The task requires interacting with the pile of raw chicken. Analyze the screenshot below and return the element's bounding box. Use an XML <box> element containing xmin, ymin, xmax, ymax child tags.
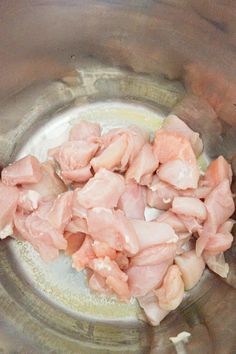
<box><xmin>0</xmin><ymin>115</ymin><xmax>235</xmax><ymax>325</ymax></box>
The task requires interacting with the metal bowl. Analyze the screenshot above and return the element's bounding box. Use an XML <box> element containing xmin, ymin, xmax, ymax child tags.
<box><xmin>0</xmin><ymin>2</ymin><xmax>235</xmax><ymax>353</ymax></box>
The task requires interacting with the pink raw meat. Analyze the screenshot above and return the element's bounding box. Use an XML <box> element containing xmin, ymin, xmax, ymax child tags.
<box><xmin>158</xmin><ymin>159</ymin><xmax>200</xmax><ymax>190</ymax></box>
<box><xmin>2</xmin><ymin>155</ymin><xmax>42</xmax><ymax>186</ymax></box>
<box><xmin>171</xmin><ymin>196</ymin><xmax>207</xmax><ymax>220</ymax></box>
<box><xmin>75</xmin><ymin>168</ymin><xmax>125</xmax><ymax>209</ymax></box>
<box><xmin>49</xmin><ymin>140</ymin><xmax>98</xmax><ymax>172</ymax></box>
<box><xmin>92</xmin><ymin>240</ymin><xmax>116</xmax><ymax>259</ymax></box>
<box><xmin>126</xmin><ymin>143</ymin><xmax>158</xmax><ymax>183</ymax></box>
<box><xmin>18</xmin><ymin>189</ymin><xmax>41</xmax><ymax>212</ymax></box>
<box><xmin>87</xmin><ymin>208</ymin><xmax>140</xmax><ymax>254</ymax></box>
<box><xmin>61</xmin><ymin>165</ymin><xmax>93</xmax><ymax>184</ymax></box>
<box><xmin>163</xmin><ymin>114</ymin><xmax>203</xmax><ymax>157</ymax></box>
<box><xmin>22</xmin><ymin>160</ymin><xmax>66</xmax><ymax>198</ymax></box>
<box><xmin>118</xmin><ymin>181</ymin><xmax>146</xmax><ymax>219</ymax></box>
<box><xmin>23</xmin><ymin>212</ymin><xmax>67</xmax><ymax>262</ymax></box>
<box><xmin>72</xmin><ymin>236</ymin><xmax>95</xmax><ymax>271</ymax></box>
<box><xmin>127</xmin><ymin>261</ymin><xmax>171</xmax><ymax>297</ymax></box>
<box><xmin>89</xmin><ymin>256</ymin><xmax>128</xmax><ymax>282</ymax></box>
<box><xmin>106</xmin><ymin>275</ymin><xmax>130</xmax><ymax>302</ymax></box>
<box><xmin>175</xmin><ymin>250</ymin><xmax>205</xmax><ymax>290</ymax></box>
<box><xmin>155</xmin><ymin>265</ymin><xmax>184</xmax><ymax>311</ymax></box>
<box><xmin>47</xmin><ymin>191</ymin><xmax>73</xmax><ymax>232</ymax></box>
<box><xmin>131</xmin><ymin>219</ymin><xmax>178</xmax><ymax>250</ymax></box>
<box><xmin>69</xmin><ymin>120</ymin><xmax>101</xmax><ymax>141</ymax></box>
<box><xmin>0</xmin><ymin>182</ymin><xmax>19</xmax><ymax>231</ymax></box>
<box><xmin>156</xmin><ymin>211</ymin><xmax>187</xmax><ymax>233</ymax></box>
<box><xmin>64</xmin><ymin>231</ymin><xmax>85</xmax><ymax>256</ymax></box>
<box><xmin>130</xmin><ymin>243</ymin><xmax>177</xmax><ymax>266</ymax></box>
<box><xmin>138</xmin><ymin>291</ymin><xmax>169</xmax><ymax>326</ymax></box>
<box><xmin>146</xmin><ymin>175</ymin><xmax>178</xmax><ymax>210</ymax></box>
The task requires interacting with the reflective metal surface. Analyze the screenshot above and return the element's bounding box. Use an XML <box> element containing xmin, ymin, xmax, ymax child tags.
<box><xmin>0</xmin><ymin>1</ymin><xmax>235</xmax><ymax>353</ymax></box>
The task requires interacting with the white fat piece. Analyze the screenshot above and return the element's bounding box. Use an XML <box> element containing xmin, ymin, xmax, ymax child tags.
<box><xmin>169</xmin><ymin>331</ymin><xmax>191</xmax><ymax>354</ymax></box>
<box><xmin>0</xmin><ymin>223</ymin><xmax>13</xmax><ymax>239</ymax></box>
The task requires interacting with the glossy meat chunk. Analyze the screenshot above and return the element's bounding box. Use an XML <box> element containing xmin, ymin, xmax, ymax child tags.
<box><xmin>118</xmin><ymin>181</ymin><xmax>146</xmax><ymax>219</ymax></box>
<box><xmin>69</xmin><ymin>120</ymin><xmax>101</xmax><ymax>141</ymax></box>
<box><xmin>175</xmin><ymin>250</ymin><xmax>205</xmax><ymax>290</ymax></box>
<box><xmin>75</xmin><ymin>168</ymin><xmax>125</xmax><ymax>209</ymax></box>
<box><xmin>0</xmin><ymin>182</ymin><xmax>18</xmax><ymax>233</ymax></box>
<box><xmin>2</xmin><ymin>155</ymin><xmax>42</xmax><ymax>186</ymax></box>
<box><xmin>155</xmin><ymin>265</ymin><xmax>184</xmax><ymax>311</ymax></box>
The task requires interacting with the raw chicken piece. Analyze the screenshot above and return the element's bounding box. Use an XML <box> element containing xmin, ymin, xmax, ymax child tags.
<box><xmin>22</xmin><ymin>212</ymin><xmax>67</xmax><ymax>262</ymax></box>
<box><xmin>204</xmin><ymin>179</ymin><xmax>234</xmax><ymax>233</ymax></box>
<box><xmin>69</xmin><ymin>120</ymin><xmax>101</xmax><ymax>141</ymax></box>
<box><xmin>218</xmin><ymin>220</ymin><xmax>235</xmax><ymax>234</ymax></box>
<box><xmin>153</xmin><ymin>130</ymin><xmax>197</xmax><ymax>165</ymax></box>
<box><xmin>158</xmin><ymin>159</ymin><xmax>200</xmax><ymax>190</ymax></box>
<box><xmin>178</xmin><ymin>215</ymin><xmax>202</xmax><ymax>233</ymax></box>
<box><xmin>47</xmin><ymin>191</ymin><xmax>73</xmax><ymax>232</ymax></box>
<box><xmin>163</xmin><ymin>114</ymin><xmax>203</xmax><ymax>157</ymax></box>
<box><xmin>92</xmin><ymin>240</ymin><xmax>116</xmax><ymax>259</ymax></box>
<box><xmin>204</xmin><ymin>252</ymin><xmax>229</xmax><ymax>278</ymax></box>
<box><xmin>138</xmin><ymin>291</ymin><xmax>169</xmax><ymax>326</ymax></box>
<box><xmin>91</xmin><ymin>126</ymin><xmax>147</xmax><ymax>172</ymax></box>
<box><xmin>131</xmin><ymin>220</ymin><xmax>178</xmax><ymax>250</ymax></box>
<box><xmin>88</xmin><ymin>272</ymin><xmax>110</xmax><ymax>294</ymax></box>
<box><xmin>13</xmin><ymin>211</ymin><xmax>28</xmax><ymax>240</ymax></box>
<box><xmin>162</xmin><ymin>114</ymin><xmax>203</xmax><ymax>157</ymax></box>
<box><xmin>72</xmin><ymin>236</ymin><xmax>95</xmax><ymax>271</ymax></box>
<box><xmin>176</xmin><ymin>233</ymin><xmax>192</xmax><ymax>255</ymax></box>
<box><xmin>156</xmin><ymin>211</ymin><xmax>187</xmax><ymax>233</ymax></box>
<box><xmin>34</xmin><ymin>198</ymin><xmax>54</xmax><ymax>219</ymax></box>
<box><xmin>2</xmin><ymin>155</ymin><xmax>42</xmax><ymax>186</ymax></box>
<box><xmin>196</xmin><ymin>179</ymin><xmax>235</xmax><ymax>256</ymax></box>
<box><xmin>127</xmin><ymin>261</ymin><xmax>171</xmax><ymax>297</ymax></box>
<box><xmin>49</xmin><ymin>140</ymin><xmax>98</xmax><ymax>172</ymax></box>
<box><xmin>64</xmin><ymin>231</ymin><xmax>85</xmax><ymax>256</ymax></box>
<box><xmin>91</xmin><ymin>135</ymin><xmax>128</xmax><ymax>172</ymax></box>
<box><xmin>171</xmin><ymin>197</ymin><xmax>207</xmax><ymax>221</ymax></box>
<box><xmin>115</xmin><ymin>209</ymin><xmax>140</xmax><ymax>255</ymax></box>
<box><xmin>126</xmin><ymin>143</ymin><xmax>158</xmax><ymax>183</ymax></box>
<box><xmin>22</xmin><ymin>160</ymin><xmax>66</xmax><ymax>198</ymax></box>
<box><xmin>130</xmin><ymin>243</ymin><xmax>177</xmax><ymax>266</ymax></box>
<box><xmin>204</xmin><ymin>232</ymin><xmax>233</xmax><ymax>256</ymax></box>
<box><xmin>106</xmin><ymin>275</ymin><xmax>130</xmax><ymax>302</ymax></box>
<box><xmin>65</xmin><ymin>217</ymin><xmax>88</xmax><ymax>234</ymax></box>
<box><xmin>18</xmin><ymin>189</ymin><xmax>41</xmax><ymax>212</ymax></box>
<box><xmin>89</xmin><ymin>256</ymin><xmax>128</xmax><ymax>282</ymax></box>
<box><xmin>87</xmin><ymin>208</ymin><xmax>140</xmax><ymax>255</ymax></box>
<box><xmin>71</xmin><ymin>192</ymin><xmax>88</xmax><ymax>216</ymax></box>
<box><xmin>153</xmin><ymin>128</ymin><xmax>200</xmax><ymax>190</ymax></box>
<box><xmin>175</xmin><ymin>250</ymin><xmax>205</xmax><ymax>290</ymax></box>
<box><xmin>203</xmin><ymin>156</ymin><xmax>232</xmax><ymax>189</ymax></box>
<box><xmin>117</xmin><ymin>181</ymin><xmax>146</xmax><ymax>219</ymax></box>
<box><xmin>115</xmin><ymin>252</ymin><xmax>129</xmax><ymax>271</ymax></box>
<box><xmin>0</xmin><ymin>223</ymin><xmax>14</xmax><ymax>240</ymax></box>
<box><xmin>0</xmin><ymin>182</ymin><xmax>19</xmax><ymax>234</ymax></box>
<box><xmin>180</xmin><ymin>181</ymin><xmax>211</xmax><ymax>199</ymax></box>
<box><xmin>70</xmin><ymin>194</ymin><xmax>88</xmax><ymax>233</ymax></box>
<box><xmin>139</xmin><ymin>173</ymin><xmax>153</xmax><ymax>187</ymax></box>
<box><xmin>87</xmin><ymin>208</ymin><xmax>123</xmax><ymax>251</ymax></box>
<box><xmin>146</xmin><ymin>175</ymin><xmax>179</xmax><ymax>210</ymax></box>
<box><xmin>155</xmin><ymin>265</ymin><xmax>184</xmax><ymax>311</ymax></box>
<box><xmin>61</xmin><ymin>165</ymin><xmax>92</xmax><ymax>184</ymax></box>
<box><xmin>76</xmin><ymin>168</ymin><xmax>125</xmax><ymax>209</ymax></box>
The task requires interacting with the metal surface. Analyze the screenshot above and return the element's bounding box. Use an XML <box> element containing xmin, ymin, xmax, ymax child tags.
<box><xmin>0</xmin><ymin>1</ymin><xmax>236</xmax><ymax>353</ymax></box>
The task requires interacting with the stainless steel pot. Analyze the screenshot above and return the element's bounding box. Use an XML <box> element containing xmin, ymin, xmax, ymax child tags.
<box><xmin>0</xmin><ymin>1</ymin><xmax>235</xmax><ymax>353</ymax></box>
